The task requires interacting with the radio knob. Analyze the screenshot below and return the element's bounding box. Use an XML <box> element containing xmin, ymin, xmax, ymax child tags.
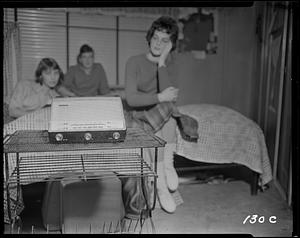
<box><xmin>55</xmin><ymin>133</ymin><xmax>63</xmax><ymax>142</ymax></box>
<box><xmin>113</xmin><ymin>132</ymin><xmax>120</xmax><ymax>140</ymax></box>
<box><xmin>84</xmin><ymin>133</ymin><xmax>92</xmax><ymax>141</ymax></box>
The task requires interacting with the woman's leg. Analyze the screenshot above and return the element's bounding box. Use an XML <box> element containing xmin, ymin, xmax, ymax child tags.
<box><xmin>152</xmin><ymin>117</ymin><xmax>178</xmax><ymax>213</ymax></box>
<box><xmin>151</xmin><ymin>129</ymin><xmax>176</xmax><ymax>213</ymax></box>
<box><xmin>160</xmin><ymin>117</ymin><xmax>178</xmax><ymax>192</ymax></box>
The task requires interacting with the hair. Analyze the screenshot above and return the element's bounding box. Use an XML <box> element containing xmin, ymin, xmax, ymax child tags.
<box><xmin>77</xmin><ymin>44</ymin><xmax>94</xmax><ymax>64</ymax></box>
<box><xmin>35</xmin><ymin>58</ymin><xmax>64</xmax><ymax>86</ymax></box>
<box><xmin>146</xmin><ymin>16</ymin><xmax>179</xmax><ymax>51</ymax></box>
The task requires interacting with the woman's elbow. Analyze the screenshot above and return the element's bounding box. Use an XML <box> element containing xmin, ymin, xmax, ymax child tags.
<box><xmin>8</xmin><ymin>106</ymin><xmax>22</xmax><ymax>118</ymax></box>
<box><xmin>125</xmin><ymin>93</ymin><xmax>138</xmax><ymax>107</ymax></box>
<box><xmin>125</xmin><ymin>97</ymin><xmax>136</xmax><ymax>107</ymax></box>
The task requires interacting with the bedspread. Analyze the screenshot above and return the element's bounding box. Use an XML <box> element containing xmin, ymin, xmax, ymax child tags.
<box><xmin>176</xmin><ymin>104</ymin><xmax>272</xmax><ymax>186</ymax></box>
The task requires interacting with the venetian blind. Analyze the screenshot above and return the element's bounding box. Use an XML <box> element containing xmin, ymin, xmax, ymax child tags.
<box><xmin>16</xmin><ymin>8</ymin><xmax>156</xmax><ymax>87</ymax></box>
<box><xmin>68</xmin><ymin>13</ymin><xmax>117</xmax><ymax>87</ymax></box>
<box><xmin>17</xmin><ymin>9</ymin><xmax>67</xmax><ymax>81</ymax></box>
<box><xmin>3</xmin><ymin>8</ymin><xmax>15</xmax><ymax>22</ymax></box>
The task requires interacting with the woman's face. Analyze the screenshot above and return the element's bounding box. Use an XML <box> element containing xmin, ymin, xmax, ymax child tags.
<box><xmin>149</xmin><ymin>30</ymin><xmax>171</xmax><ymax>57</ymax></box>
<box><xmin>42</xmin><ymin>68</ymin><xmax>60</xmax><ymax>88</ymax></box>
<box><xmin>79</xmin><ymin>52</ymin><xmax>94</xmax><ymax>69</ymax></box>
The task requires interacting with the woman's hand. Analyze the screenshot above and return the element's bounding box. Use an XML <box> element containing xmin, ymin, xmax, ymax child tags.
<box><xmin>46</xmin><ymin>97</ymin><xmax>53</xmax><ymax>105</ymax></box>
<box><xmin>158</xmin><ymin>86</ymin><xmax>179</xmax><ymax>103</ymax></box>
<box><xmin>158</xmin><ymin>41</ymin><xmax>172</xmax><ymax>67</ymax></box>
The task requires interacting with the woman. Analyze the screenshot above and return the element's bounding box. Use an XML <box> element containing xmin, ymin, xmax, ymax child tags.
<box><xmin>124</xmin><ymin>16</ymin><xmax>198</xmax><ymax>214</ymax></box>
<box><xmin>58</xmin><ymin>44</ymin><xmax>110</xmax><ymax>97</ymax></box>
<box><xmin>9</xmin><ymin>58</ymin><xmax>69</xmax><ymax>118</ymax></box>
<box><xmin>5</xmin><ymin>57</ymin><xmax>74</xmax><ymax>225</ymax></box>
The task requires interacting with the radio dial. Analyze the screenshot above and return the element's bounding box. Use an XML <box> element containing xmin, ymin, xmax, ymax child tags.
<box><xmin>55</xmin><ymin>133</ymin><xmax>63</xmax><ymax>141</ymax></box>
<box><xmin>84</xmin><ymin>133</ymin><xmax>92</xmax><ymax>141</ymax></box>
<box><xmin>113</xmin><ymin>132</ymin><xmax>120</xmax><ymax>140</ymax></box>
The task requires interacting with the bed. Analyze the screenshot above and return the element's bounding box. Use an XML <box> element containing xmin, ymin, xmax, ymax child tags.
<box><xmin>175</xmin><ymin>104</ymin><xmax>272</xmax><ymax>190</ymax></box>
<box><xmin>3</xmin><ymin>103</ymin><xmax>273</xmax><ymax>224</ymax></box>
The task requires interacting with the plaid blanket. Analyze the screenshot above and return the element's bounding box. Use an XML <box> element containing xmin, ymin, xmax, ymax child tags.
<box><xmin>176</xmin><ymin>104</ymin><xmax>273</xmax><ymax>186</ymax></box>
<box><xmin>125</xmin><ymin>102</ymin><xmax>199</xmax><ymax>142</ymax></box>
<box><xmin>3</xmin><ymin>183</ymin><xmax>24</xmax><ymax>224</ymax></box>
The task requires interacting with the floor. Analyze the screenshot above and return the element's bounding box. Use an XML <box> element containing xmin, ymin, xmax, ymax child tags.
<box><xmin>152</xmin><ymin>180</ymin><xmax>292</xmax><ymax>236</ymax></box>
<box><xmin>4</xmin><ymin>171</ymin><xmax>293</xmax><ymax>236</ymax></box>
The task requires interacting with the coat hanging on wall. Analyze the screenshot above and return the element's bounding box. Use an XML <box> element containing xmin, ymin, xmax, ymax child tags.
<box><xmin>178</xmin><ymin>8</ymin><xmax>218</xmax><ymax>55</ymax></box>
<box><xmin>183</xmin><ymin>12</ymin><xmax>213</xmax><ymax>51</ymax></box>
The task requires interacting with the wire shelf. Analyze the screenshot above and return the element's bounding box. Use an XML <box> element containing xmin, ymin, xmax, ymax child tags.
<box><xmin>3</xmin><ymin>127</ymin><xmax>166</xmax><ymax>153</ymax></box>
<box><xmin>8</xmin><ymin>152</ymin><xmax>157</xmax><ymax>185</ymax></box>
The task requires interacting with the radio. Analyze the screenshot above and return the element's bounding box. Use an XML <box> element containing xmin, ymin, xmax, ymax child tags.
<box><xmin>48</xmin><ymin>96</ymin><xmax>126</xmax><ymax>143</ymax></box>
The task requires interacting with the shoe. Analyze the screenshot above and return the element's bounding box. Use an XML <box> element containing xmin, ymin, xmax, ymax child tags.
<box><xmin>157</xmin><ymin>187</ymin><xmax>176</xmax><ymax>213</ymax></box>
<box><xmin>164</xmin><ymin>143</ymin><xmax>179</xmax><ymax>192</ymax></box>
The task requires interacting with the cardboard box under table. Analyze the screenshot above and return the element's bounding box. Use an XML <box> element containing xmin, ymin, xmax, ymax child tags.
<box><xmin>42</xmin><ymin>172</ymin><xmax>125</xmax><ymax>233</ymax></box>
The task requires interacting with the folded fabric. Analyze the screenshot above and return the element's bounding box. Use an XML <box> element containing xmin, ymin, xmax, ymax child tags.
<box><xmin>125</xmin><ymin>102</ymin><xmax>199</xmax><ymax>143</ymax></box>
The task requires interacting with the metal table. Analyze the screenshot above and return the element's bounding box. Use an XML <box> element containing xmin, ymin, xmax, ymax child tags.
<box><xmin>3</xmin><ymin>127</ymin><xmax>165</xmax><ymax>232</ymax></box>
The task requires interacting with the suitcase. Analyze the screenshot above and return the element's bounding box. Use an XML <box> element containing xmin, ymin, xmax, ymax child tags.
<box><xmin>61</xmin><ymin>173</ymin><xmax>125</xmax><ymax>234</ymax></box>
<box><xmin>41</xmin><ymin>172</ymin><xmax>125</xmax><ymax>233</ymax></box>
<box><xmin>41</xmin><ymin>175</ymin><xmax>64</xmax><ymax>231</ymax></box>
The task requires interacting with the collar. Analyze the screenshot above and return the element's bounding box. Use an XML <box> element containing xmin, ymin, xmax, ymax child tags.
<box><xmin>78</xmin><ymin>63</ymin><xmax>95</xmax><ymax>74</ymax></box>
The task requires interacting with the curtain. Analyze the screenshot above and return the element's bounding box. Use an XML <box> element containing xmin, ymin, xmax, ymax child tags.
<box><xmin>3</xmin><ymin>22</ymin><xmax>21</xmax><ymax>104</ymax></box>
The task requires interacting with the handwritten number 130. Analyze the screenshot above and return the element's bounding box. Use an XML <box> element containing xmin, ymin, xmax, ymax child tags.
<box><xmin>243</xmin><ymin>215</ymin><xmax>277</xmax><ymax>224</ymax></box>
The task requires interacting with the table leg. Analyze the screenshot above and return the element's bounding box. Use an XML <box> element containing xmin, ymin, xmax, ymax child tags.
<box><xmin>4</xmin><ymin>152</ymin><xmax>12</xmax><ymax>224</ymax></box>
<box><xmin>16</xmin><ymin>153</ymin><xmax>21</xmax><ymax>207</ymax></box>
<box><xmin>150</xmin><ymin>147</ymin><xmax>158</xmax><ymax>211</ymax></box>
<box><xmin>138</xmin><ymin>148</ymin><xmax>158</xmax><ymax>234</ymax></box>
<box><xmin>251</xmin><ymin>171</ymin><xmax>259</xmax><ymax>195</ymax></box>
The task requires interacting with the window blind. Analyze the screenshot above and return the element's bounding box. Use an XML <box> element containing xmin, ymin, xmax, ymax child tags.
<box><xmin>69</xmin><ymin>28</ymin><xmax>117</xmax><ymax>87</ymax></box>
<box><xmin>16</xmin><ymin>8</ymin><xmax>157</xmax><ymax>87</ymax></box>
<box><xmin>119</xmin><ymin>16</ymin><xmax>154</xmax><ymax>31</ymax></box>
<box><xmin>69</xmin><ymin>13</ymin><xmax>116</xmax><ymax>29</ymax></box>
<box><xmin>3</xmin><ymin>8</ymin><xmax>15</xmax><ymax>22</ymax></box>
<box><xmin>69</xmin><ymin>13</ymin><xmax>117</xmax><ymax>87</ymax></box>
<box><xmin>17</xmin><ymin>9</ymin><xmax>67</xmax><ymax>80</ymax></box>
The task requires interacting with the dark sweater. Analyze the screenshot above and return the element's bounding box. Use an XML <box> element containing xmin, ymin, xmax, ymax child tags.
<box><xmin>125</xmin><ymin>53</ymin><xmax>179</xmax><ymax>108</ymax></box>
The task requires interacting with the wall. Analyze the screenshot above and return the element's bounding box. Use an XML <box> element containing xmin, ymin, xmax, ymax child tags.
<box><xmin>176</xmin><ymin>7</ymin><xmax>259</xmax><ymax>120</ymax></box>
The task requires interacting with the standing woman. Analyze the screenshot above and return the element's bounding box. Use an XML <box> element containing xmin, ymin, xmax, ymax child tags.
<box><xmin>9</xmin><ymin>58</ymin><xmax>68</xmax><ymax>118</ymax></box>
<box><xmin>58</xmin><ymin>44</ymin><xmax>110</xmax><ymax>97</ymax></box>
<box><xmin>125</xmin><ymin>16</ymin><xmax>186</xmax><ymax>214</ymax></box>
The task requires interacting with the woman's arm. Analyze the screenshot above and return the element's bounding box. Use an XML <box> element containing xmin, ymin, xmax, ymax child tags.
<box><xmin>9</xmin><ymin>81</ymin><xmax>51</xmax><ymax>118</ymax></box>
<box><xmin>125</xmin><ymin>57</ymin><xmax>159</xmax><ymax>107</ymax></box>
<box><xmin>125</xmin><ymin>56</ymin><xmax>178</xmax><ymax>107</ymax></box>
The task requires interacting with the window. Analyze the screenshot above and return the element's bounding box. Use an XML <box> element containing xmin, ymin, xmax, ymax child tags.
<box><xmin>14</xmin><ymin>8</ymin><xmax>156</xmax><ymax>88</ymax></box>
<box><xmin>3</xmin><ymin>8</ymin><xmax>15</xmax><ymax>22</ymax></box>
<box><xmin>18</xmin><ymin>9</ymin><xmax>67</xmax><ymax>80</ymax></box>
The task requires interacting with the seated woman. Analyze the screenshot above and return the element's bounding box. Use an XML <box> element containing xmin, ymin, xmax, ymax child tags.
<box><xmin>57</xmin><ymin>44</ymin><xmax>111</xmax><ymax>97</ymax></box>
<box><xmin>9</xmin><ymin>58</ymin><xmax>72</xmax><ymax>118</ymax></box>
<box><xmin>124</xmin><ymin>16</ymin><xmax>198</xmax><ymax>214</ymax></box>
<box><xmin>5</xmin><ymin>57</ymin><xmax>73</xmax><ymax>225</ymax></box>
